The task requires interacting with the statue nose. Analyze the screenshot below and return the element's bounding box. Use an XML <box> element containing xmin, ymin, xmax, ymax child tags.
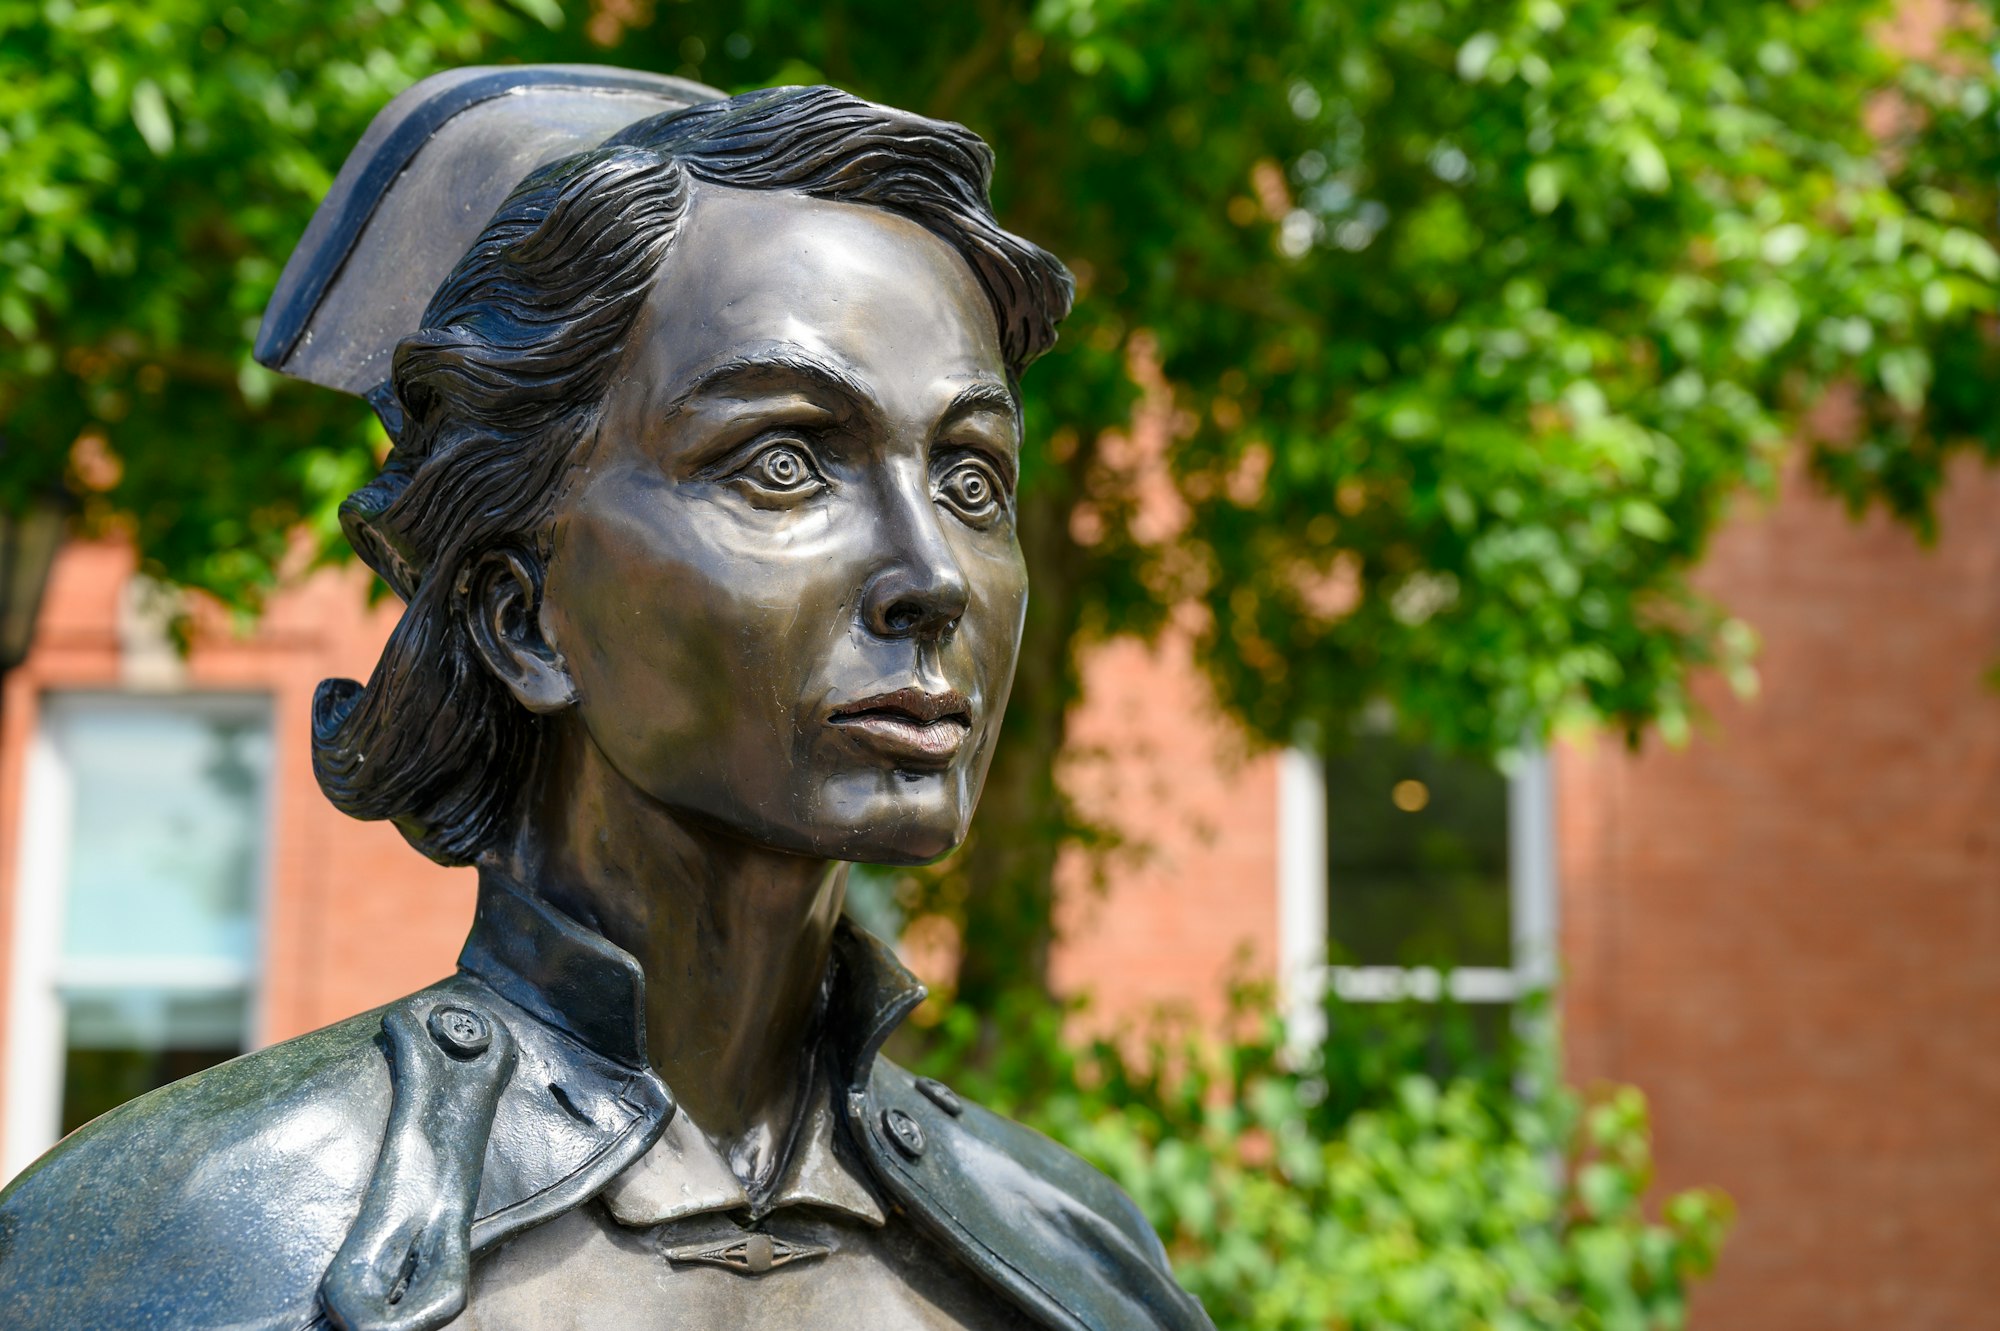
<box><xmin>861</xmin><ymin>497</ymin><xmax>970</xmax><ymax>640</ymax></box>
<box><xmin>863</xmin><ymin>558</ymin><xmax>969</xmax><ymax>639</ymax></box>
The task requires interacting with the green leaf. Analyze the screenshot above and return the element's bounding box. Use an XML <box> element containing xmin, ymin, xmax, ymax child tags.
<box><xmin>1618</xmin><ymin>500</ymin><xmax>1672</xmax><ymax>541</ymax></box>
<box><xmin>1526</xmin><ymin>161</ymin><xmax>1563</xmax><ymax>215</ymax></box>
<box><xmin>129</xmin><ymin>79</ymin><xmax>173</xmax><ymax>155</ymax></box>
<box><xmin>505</xmin><ymin>0</ymin><xmax>565</xmax><ymax>28</ymax></box>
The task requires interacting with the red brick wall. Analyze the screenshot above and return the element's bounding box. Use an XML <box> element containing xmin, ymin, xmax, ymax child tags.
<box><xmin>1560</xmin><ymin>457</ymin><xmax>2000</xmax><ymax>1330</ymax></box>
<box><xmin>1052</xmin><ymin>633</ymin><xmax>1282</xmax><ymax>1030</ymax></box>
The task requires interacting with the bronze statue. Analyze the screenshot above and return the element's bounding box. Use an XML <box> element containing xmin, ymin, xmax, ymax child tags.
<box><xmin>0</xmin><ymin>67</ymin><xmax>1216</xmax><ymax>1331</ymax></box>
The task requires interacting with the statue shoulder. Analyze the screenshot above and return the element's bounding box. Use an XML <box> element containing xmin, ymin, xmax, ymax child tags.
<box><xmin>854</xmin><ymin>1059</ymin><xmax>1215</xmax><ymax>1331</ymax></box>
<box><xmin>0</xmin><ymin>974</ymin><xmax>672</xmax><ymax>1331</ymax></box>
<box><xmin>0</xmin><ymin>1002</ymin><xmax>398</xmax><ymax>1330</ymax></box>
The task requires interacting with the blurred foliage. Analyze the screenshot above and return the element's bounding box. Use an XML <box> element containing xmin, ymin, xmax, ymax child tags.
<box><xmin>6</xmin><ymin>0</ymin><xmax>2000</xmax><ymax>1000</ymax></box>
<box><xmin>0</xmin><ymin>0</ymin><xmax>561</xmax><ymax>599</ymax></box>
<box><xmin>904</xmin><ymin>987</ymin><xmax>1732</xmax><ymax>1330</ymax></box>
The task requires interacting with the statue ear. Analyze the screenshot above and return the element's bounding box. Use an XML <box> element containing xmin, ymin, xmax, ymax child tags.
<box><xmin>462</xmin><ymin>548</ymin><xmax>577</xmax><ymax>714</ymax></box>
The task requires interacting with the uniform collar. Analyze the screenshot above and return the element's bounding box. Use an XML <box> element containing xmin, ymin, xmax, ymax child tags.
<box><xmin>457</xmin><ymin>872</ymin><xmax>928</xmax><ymax>1094</ymax></box>
<box><xmin>598</xmin><ymin>1057</ymin><xmax>888</xmax><ymax>1228</ymax></box>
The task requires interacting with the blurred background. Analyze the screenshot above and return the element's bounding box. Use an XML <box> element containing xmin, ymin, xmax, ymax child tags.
<box><xmin>4</xmin><ymin>1</ymin><xmax>2000</xmax><ymax>1327</ymax></box>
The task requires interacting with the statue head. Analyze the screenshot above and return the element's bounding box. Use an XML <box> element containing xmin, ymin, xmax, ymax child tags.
<box><xmin>298</xmin><ymin>83</ymin><xmax>1072</xmax><ymax>868</ymax></box>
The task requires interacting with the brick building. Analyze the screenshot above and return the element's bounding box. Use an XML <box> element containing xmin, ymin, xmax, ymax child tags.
<box><xmin>1</xmin><ymin>454</ymin><xmax>1995</xmax><ymax>1328</ymax></box>
<box><xmin>1558</xmin><ymin>459</ymin><xmax>2000</xmax><ymax>1329</ymax></box>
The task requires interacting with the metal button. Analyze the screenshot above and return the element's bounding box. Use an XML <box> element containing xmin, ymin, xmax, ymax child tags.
<box><xmin>428</xmin><ymin>1004</ymin><xmax>492</xmax><ymax>1058</ymax></box>
<box><xmin>882</xmin><ymin>1106</ymin><xmax>926</xmax><ymax>1160</ymax></box>
<box><xmin>914</xmin><ymin>1076</ymin><xmax>964</xmax><ymax>1117</ymax></box>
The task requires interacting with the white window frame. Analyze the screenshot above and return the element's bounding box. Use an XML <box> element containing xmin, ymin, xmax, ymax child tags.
<box><xmin>3</xmin><ymin>692</ymin><xmax>274</xmax><ymax>1180</ymax></box>
<box><xmin>1276</xmin><ymin>744</ymin><xmax>1557</xmax><ymax>1050</ymax></box>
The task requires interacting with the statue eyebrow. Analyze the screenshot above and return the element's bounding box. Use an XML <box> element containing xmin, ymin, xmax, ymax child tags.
<box><xmin>940</xmin><ymin>379</ymin><xmax>1020</xmax><ymax>423</ymax></box>
<box><xmin>662</xmin><ymin>350</ymin><xmax>874</xmax><ymax>422</ymax></box>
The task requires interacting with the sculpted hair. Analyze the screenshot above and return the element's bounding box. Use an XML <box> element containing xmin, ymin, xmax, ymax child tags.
<box><xmin>311</xmin><ymin>86</ymin><xmax>1074</xmax><ymax>865</ymax></box>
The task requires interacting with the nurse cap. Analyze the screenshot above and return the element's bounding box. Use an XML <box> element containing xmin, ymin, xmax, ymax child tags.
<box><xmin>255</xmin><ymin>65</ymin><xmax>721</xmax><ymax>430</ymax></box>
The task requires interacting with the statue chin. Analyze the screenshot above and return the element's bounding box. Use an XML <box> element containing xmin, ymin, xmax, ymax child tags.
<box><xmin>0</xmin><ymin>68</ymin><xmax>1217</xmax><ymax>1331</ymax></box>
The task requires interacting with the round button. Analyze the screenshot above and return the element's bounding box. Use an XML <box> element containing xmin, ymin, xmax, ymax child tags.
<box><xmin>914</xmin><ymin>1076</ymin><xmax>964</xmax><ymax>1117</ymax></box>
<box><xmin>882</xmin><ymin>1106</ymin><xmax>927</xmax><ymax>1160</ymax></box>
<box><xmin>428</xmin><ymin>1004</ymin><xmax>492</xmax><ymax>1058</ymax></box>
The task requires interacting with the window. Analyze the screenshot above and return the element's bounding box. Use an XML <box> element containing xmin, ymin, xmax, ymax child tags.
<box><xmin>1275</xmin><ymin>732</ymin><xmax>1556</xmax><ymax>1048</ymax></box>
<box><xmin>1326</xmin><ymin>734</ymin><xmax>1512</xmax><ymax>973</ymax></box>
<box><xmin>4</xmin><ymin>695</ymin><xmax>272</xmax><ymax>1173</ymax></box>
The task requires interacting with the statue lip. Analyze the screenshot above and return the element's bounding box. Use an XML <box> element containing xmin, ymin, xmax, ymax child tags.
<box><xmin>826</xmin><ymin>687</ymin><xmax>973</xmax><ymax>764</ymax></box>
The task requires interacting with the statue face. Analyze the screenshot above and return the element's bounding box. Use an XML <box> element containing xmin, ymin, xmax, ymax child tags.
<box><xmin>541</xmin><ymin>184</ymin><xmax>1027</xmax><ymax>863</ymax></box>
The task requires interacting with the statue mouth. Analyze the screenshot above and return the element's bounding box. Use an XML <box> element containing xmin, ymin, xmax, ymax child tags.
<box><xmin>827</xmin><ymin>688</ymin><xmax>973</xmax><ymax>764</ymax></box>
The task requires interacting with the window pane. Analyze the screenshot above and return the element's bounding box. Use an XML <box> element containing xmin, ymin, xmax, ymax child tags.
<box><xmin>59</xmin><ymin>990</ymin><xmax>247</xmax><ymax>1134</ymax></box>
<box><xmin>42</xmin><ymin>695</ymin><xmax>270</xmax><ymax>1133</ymax></box>
<box><xmin>53</xmin><ymin>701</ymin><xmax>270</xmax><ymax>963</ymax></box>
<box><xmin>1324</xmin><ymin>734</ymin><xmax>1510</xmax><ymax>968</ymax></box>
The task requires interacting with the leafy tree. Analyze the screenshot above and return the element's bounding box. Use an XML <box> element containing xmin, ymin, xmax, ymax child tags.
<box><xmin>5</xmin><ymin>0</ymin><xmax>2000</xmax><ymax>1012</ymax></box>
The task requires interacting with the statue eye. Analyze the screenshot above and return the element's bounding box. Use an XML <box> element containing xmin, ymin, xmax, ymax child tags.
<box><xmin>938</xmin><ymin>459</ymin><xmax>1004</xmax><ymax>523</ymax></box>
<box><xmin>738</xmin><ymin>442</ymin><xmax>822</xmax><ymax>494</ymax></box>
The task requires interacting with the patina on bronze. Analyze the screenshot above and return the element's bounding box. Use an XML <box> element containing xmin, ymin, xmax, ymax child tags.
<box><xmin>0</xmin><ymin>67</ymin><xmax>1216</xmax><ymax>1331</ymax></box>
